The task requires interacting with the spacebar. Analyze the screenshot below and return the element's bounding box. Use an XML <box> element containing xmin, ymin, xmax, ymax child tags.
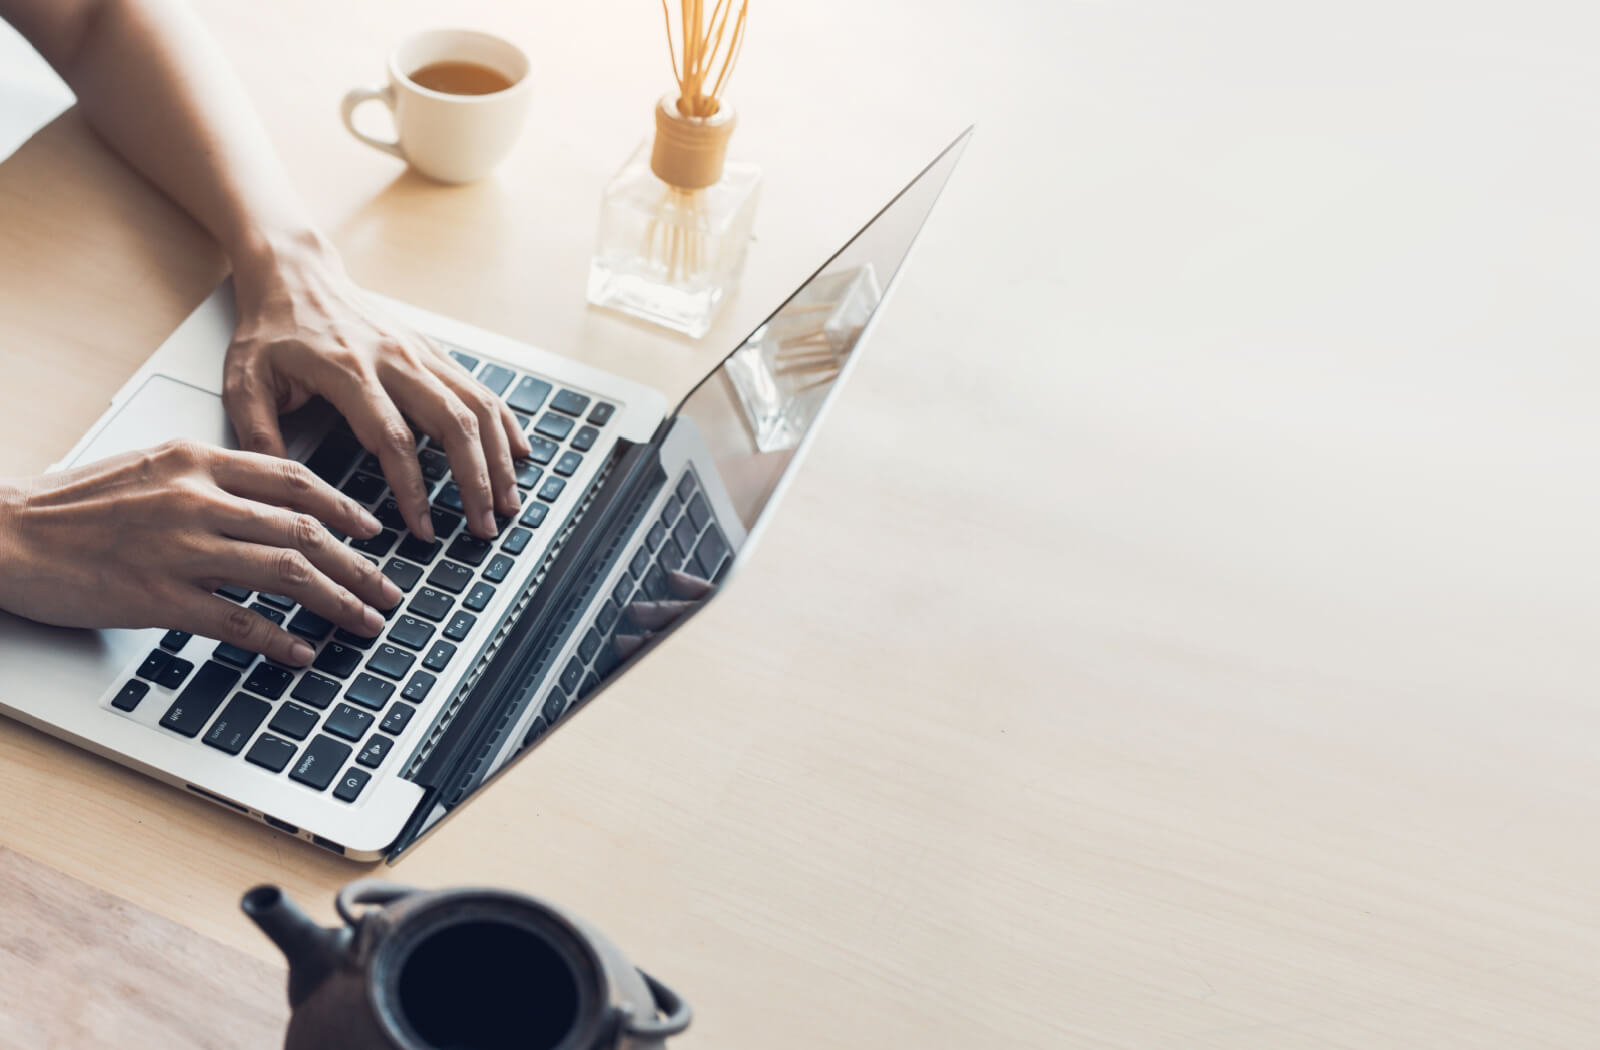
<box><xmin>159</xmin><ymin>661</ymin><xmax>241</xmax><ymax>737</ymax></box>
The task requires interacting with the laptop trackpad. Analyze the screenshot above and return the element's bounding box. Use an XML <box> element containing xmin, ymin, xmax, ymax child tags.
<box><xmin>69</xmin><ymin>374</ymin><xmax>234</xmax><ymax>468</ymax></box>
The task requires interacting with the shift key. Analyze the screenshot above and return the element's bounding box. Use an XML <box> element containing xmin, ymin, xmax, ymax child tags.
<box><xmin>160</xmin><ymin>661</ymin><xmax>242</xmax><ymax>737</ymax></box>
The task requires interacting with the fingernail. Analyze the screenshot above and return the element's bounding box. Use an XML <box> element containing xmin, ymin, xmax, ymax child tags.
<box><xmin>362</xmin><ymin>605</ymin><xmax>385</xmax><ymax>634</ymax></box>
<box><xmin>416</xmin><ymin>519</ymin><xmax>435</xmax><ymax>543</ymax></box>
<box><xmin>380</xmin><ymin>578</ymin><xmax>402</xmax><ymax>606</ymax></box>
<box><xmin>479</xmin><ymin>511</ymin><xmax>497</xmax><ymax>536</ymax></box>
<box><xmin>289</xmin><ymin>641</ymin><xmax>315</xmax><ymax>665</ymax></box>
<box><xmin>358</xmin><ymin>508</ymin><xmax>382</xmax><ymax>535</ymax></box>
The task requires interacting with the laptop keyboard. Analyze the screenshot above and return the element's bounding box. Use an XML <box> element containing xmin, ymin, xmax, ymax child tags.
<box><xmin>106</xmin><ymin>344</ymin><xmax>616</xmax><ymax>804</ymax></box>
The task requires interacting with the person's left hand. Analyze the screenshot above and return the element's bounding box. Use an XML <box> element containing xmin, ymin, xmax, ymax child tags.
<box><xmin>222</xmin><ymin>234</ymin><xmax>531</xmax><ymax>542</ymax></box>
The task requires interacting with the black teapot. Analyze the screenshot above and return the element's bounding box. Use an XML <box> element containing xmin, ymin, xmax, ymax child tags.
<box><xmin>243</xmin><ymin>880</ymin><xmax>691</xmax><ymax>1050</ymax></box>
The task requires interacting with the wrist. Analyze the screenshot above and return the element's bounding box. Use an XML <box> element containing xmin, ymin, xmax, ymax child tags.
<box><xmin>0</xmin><ymin>480</ymin><xmax>35</xmax><ymax>615</ymax></box>
<box><xmin>229</xmin><ymin>226</ymin><xmax>345</xmax><ymax>314</ymax></box>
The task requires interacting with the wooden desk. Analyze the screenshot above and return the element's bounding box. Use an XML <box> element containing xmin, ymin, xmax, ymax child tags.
<box><xmin>1</xmin><ymin>1</ymin><xmax>1596</xmax><ymax>1047</ymax></box>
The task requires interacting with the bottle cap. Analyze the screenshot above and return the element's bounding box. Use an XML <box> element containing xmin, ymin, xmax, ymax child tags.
<box><xmin>650</xmin><ymin>94</ymin><xmax>737</xmax><ymax>190</ymax></box>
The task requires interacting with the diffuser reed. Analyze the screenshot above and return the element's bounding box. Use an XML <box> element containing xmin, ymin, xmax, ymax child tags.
<box><xmin>586</xmin><ymin>0</ymin><xmax>761</xmax><ymax>338</ymax></box>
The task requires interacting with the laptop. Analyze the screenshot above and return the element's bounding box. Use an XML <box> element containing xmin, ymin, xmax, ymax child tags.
<box><xmin>0</xmin><ymin>131</ymin><xmax>969</xmax><ymax>862</ymax></box>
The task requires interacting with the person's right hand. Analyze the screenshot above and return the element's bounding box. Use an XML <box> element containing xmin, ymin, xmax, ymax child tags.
<box><xmin>0</xmin><ymin>439</ymin><xmax>402</xmax><ymax>667</ymax></box>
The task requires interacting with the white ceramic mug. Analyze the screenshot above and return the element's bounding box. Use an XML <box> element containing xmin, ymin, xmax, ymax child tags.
<box><xmin>340</xmin><ymin>29</ymin><xmax>531</xmax><ymax>184</ymax></box>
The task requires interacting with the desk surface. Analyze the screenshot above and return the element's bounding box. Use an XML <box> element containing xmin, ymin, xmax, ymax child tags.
<box><xmin>1</xmin><ymin>1</ymin><xmax>1597</xmax><ymax>1047</ymax></box>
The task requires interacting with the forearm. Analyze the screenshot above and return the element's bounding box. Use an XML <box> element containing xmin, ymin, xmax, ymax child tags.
<box><xmin>12</xmin><ymin>0</ymin><xmax>324</xmax><ymax>297</ymax></box>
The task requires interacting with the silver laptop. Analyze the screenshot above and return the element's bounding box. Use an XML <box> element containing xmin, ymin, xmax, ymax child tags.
<box><xmin>0</xmin><ymin>132</ymin><xmax>968</xmax><ymax>861</ymax></box>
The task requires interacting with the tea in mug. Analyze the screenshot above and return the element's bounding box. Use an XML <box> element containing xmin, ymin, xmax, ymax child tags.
<box><xmin>409</xmin><ymin>60</ymin><xmax>514</xmax><ymax>95</ymax></box>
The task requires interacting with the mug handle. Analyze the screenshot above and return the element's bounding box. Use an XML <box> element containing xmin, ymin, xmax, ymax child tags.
<box><xmin>622</xmin><ymin>969</ymin><xmax>693</xmax><ymax>1039</ymax></box>
<box><xmin>336</xmin><ymin>879</ymin><xmax>420</xmax><ymax>925</ymax></box>
<box><xmin>340</xmin><ymin>84</ymin><xmax>404</xmax><ymax>159</ymax></box>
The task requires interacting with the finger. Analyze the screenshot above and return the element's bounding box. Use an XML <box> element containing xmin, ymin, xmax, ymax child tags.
<box><xmin>221</xmin><ymin>365</ymin><xmax>288</xmax><ymax>458</ymax></box>
<box><xmin>614</xmin><ymin>632</ymin><xmax>653</xmax><ymax>660</ymax></box>
<box><xmin>210</xmin><ymin>449</ymin><xmax>382</xmax><ymax>539</ymax></box>
<box><xmin>202</xmin><ymin>540</ymin><xmax>387</xmax><ymax>638</ymax></box>
<box><xmin>213</xmin><ymin>500</ymin><xmax>402</xmax><ymax>617</ymax></box>
<box><xmin>174</xmin><ymin>592</ymin><xmax>318</xmax><ymax>667</ymax></box>
<box><xmin>389</xmin><ymin>369</ymin><xmax>498</xmax><ymax>537</ymax></box>
<box><xmin>430</xmin><ymin>359</ymin><xmax>523</xmax><ymax>518</ymax></box>
<box><xmin>665</xmin><ymin>570</ymin><xmax>717</xmax><ymax>601</ymax></box>
<box><xmin>622</xmin><ymin>599</ymin><xmax>700</xmax><ymax>631</ymax></box>
<box><xmin>434</xmin><ymin>348</ymin><xmax>532</xmax><ymax>459</ymax></box>
<box><xmin>321</xmin><ymin>370</ymin><xmax>436</xmax><ymax>543</ymax></box>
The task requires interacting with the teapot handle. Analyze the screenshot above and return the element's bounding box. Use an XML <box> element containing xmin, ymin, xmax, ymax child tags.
<box><xmin>622</xmin><ymin>969</ymin><xmax>693</xmax><ymax>1039</ymax></box>
<box><xmin>336</xmin><ymin>879</ymin><xmax>422</xmax><ymax>926</ymax></box>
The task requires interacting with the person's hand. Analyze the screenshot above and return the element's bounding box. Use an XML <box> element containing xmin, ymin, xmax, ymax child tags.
<box><xmin>0</xmin><ymin>439</ymin><xmax>402</xmax><ymax>667</ymax></box>
<box><xmin>614</xmin><ymin>570</ymin><xmax>717</xmax><ymax>660</ymax></box>
<box><xmin>223</xmin><ymin>233</ymin><xmax>531</xmax><ymax>542</ymax></box>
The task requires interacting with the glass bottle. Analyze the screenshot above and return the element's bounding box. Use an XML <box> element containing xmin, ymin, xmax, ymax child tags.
<box><xmin>587</xmin><ymin>95</ymin><xmax>762</xmax><ymax>339</ymax></box>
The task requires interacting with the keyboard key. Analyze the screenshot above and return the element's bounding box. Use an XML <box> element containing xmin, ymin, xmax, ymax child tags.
<box><xmin>580</xmin><ymin>671</ymin><xmax>601</xmax><ymax>699</ymax></box>
<box><xmin>534</xmin><ymin>412</ymin><xmax>574</xmax><ymax>441</ymax></box>
<box><xmin>417</xmin><ymin>447</ymin><xmax>450</xmax><ymax>482</ymax></box>
<box><xmin>513</xmin><ymin>412</ymin><xmax>531</xmax><ymax>430</ymax></box>
<box><xmin>426</xmin><ymin>561</ymin><xmax>473</xmax><ymax>594</ymax></box>
<box><xmin>215</xmin><ymin>584</ymin><xmax>251</xmax><ymax>603</ymax></box>
<box><xmin>346</xmin><ymin>672</ymin><xmax>396</xmax><ymax>710</ymax></box>
<box><xmin>408</xmin><ymin>587</ymin><xmax>454</xmax><ymax>622</ymax></box>
<box><xmin>595</xmin><ymin>641</ymin><xmax>621</xmax><ymax>677</ymax></box>
<box><xmin>334</xmin><ymin>628</ymin><xmax>377</xmax><ymax>650</ymax></box>
<box><xmin>537</xmin><ymin>477</ymin><xmax>565</xmax><ymax>503</ymax></box>
<box><xmin>543</xmin><ymin>687</ymin><xmax>567</xmax><ymax>724</ymax></box>
<box><xmin>375</xmin><ymin>498</ymin><xmax>405</xmax><ymax>530</ymax></box>
<box><xmin>611</xmin><ymin>578</ymin><xmax>633</xmax><ymax>608</ymax></box>
<box><xmin>367</xmin><ymin>644</ymin><xmax>415</xmax><ymax>680</ymax></box>
<box><xmin>136</xmin><ymin>650</ymin><xmax>172</xmax><ymax>683</ymax></box>
<box><xmin>157</xmin><ymin>656</ymin><xmax>194</xmax><ymax>690</ymax></box>
<box><xmin>291</xmin><ymin>672</ymin><xmax>341</xmax><ymax>709</ymax></box>
<box><xmin>312</xmin><ymin>643</ymin><xmax>362</xmax><ymax>679</ymax></box>
<box><xmin>520</xmin><ymin>503</ymin><xmax>548</xmax><ymax>528</ymax></box>
<box><xmin>359</xmin><ymin>452</ymin><xmax>384</xmax><ymax>475</ymax></box>
<box><xmin>550</xmin><ymin>388</ymin><xmax>591</xmax><ymax>417</ymax></box>
<box><xmin>431</xmin><ymin>507</ymin><xmax>463</xmax><ymax>539</ymax></box>
<box><xmin>553</xmin><ymin>451</ymin><xmax>582</xmax><ymax>477</ymax></box>
<box><xmin>660</xmin><ymin>537</ymin><xmax>686</xmax><ymax>571</ymax></box>
<box><xmin>526</xmin><ymin>437</ymin><xmax>558</xmax><ymax>465</ymax></box>
<box><xmin>483</xmin><ymin>554</ymin><xmax>514</xmax><ymax>583</ymax></box>
<box><xmin>662</xmin><ymin>494</ymin><xmax>682</xmax><ymax>524</ymax></box>
<box><xmin>560</xmin><ymin>657</ymin><xmax>583</xmax><ymax>695</ymax></box>
<box><xmin>159</xmin><ymin>630</ymin><xmax>192</xmax><ymax>653</ymax></box>
<box><xmin>446</xmin><ymin>534</ymin><xmax>491</xmax><ymax>567</ymax></box>
<box><xmin>245</xmin><ymin>733</ymin><xmax>297</xmax><ymax>773</ymax></box>
<box><xmin>333</xmin><ymin>767</ymin><xmax>371</xmax><ymax>803</ymax></box>
<box><xmin>673</xmin><ymin>519</ymin><xmax>698</xmax><ymax>559</ymax></box>
<box><xmin>502</xmin><ymin>527</ymin><xmax>532</xmax><ymax>555</ymax></box>
<box><xmin>447</xmin><ymin>349</ymin><xmax>479</xmax><ymax>372</ymax></box>
<box><xmin>694</xmin><ymin>525</ymin><xmax>729</xmax><ymax>578</ymax></box>
<box><xmin>267</xmin><ymin>701</ymin><xmax>320</xmax><ymax>741</ymax></box>
<box><xmin>324</xmin><ymin>704</ymin><xmax>374</xmax><ymax>742</ymax></box>
<box><xmin>242</xmin><ymin>663</ymin><xmax>294</xmax><ymax>700</ymax></box>
<box><xmin>644</xmin><ymin>521</ymin><xmax>666</xmax><ymax>553</ymax></box>
<box><xmin>571</xmin><ymin>425</ymin><xmax>598</xmax><ymax>452</ymax></box>
<box><xmin>287</xmin><ymin>608</ymin><xmax>335</xmax><ymax>642</ymax></box>
<box><xmin>213</xmin><ymin>642</ymin><xmax>256</xmax><ymax>669</ymax></box>
<box><xmin>381</xmin><ymin>558</ymin><xmax>423</xmax><ymax>593</ymax></box>
<box><xmin>380</xmin><ymin>703</ymin><xmax>415</xmax><ymax>735</ymax></box>
<box><xmin>255</xmin><ymin>592</ymin><xmax>296</xmax><ymax>612</ymax></box>
<box><xmin>514</xmin><ymin>462</ymin><xmax>543</xmax><ymax>490</ymax></box>
<box><xmin>304</xmin><ymin>424</ymin><xmax>363</xmax><ymax>484</ymax></box>
<box><xmin>401</xmin><ymin>671</ymin><xmax>437</xmax><ymax>702</ymax></box>
<box><xmin>357</xmin><ymin>735</ymin><xmax>392</xmax><ymax>768</ymax></box>
<box><xmin>588</xmin><ymin>402</ymin><xmax>615</xmax><ymax>425</ymax></box>
<box><xmin>463</xmin><ymin>582</ymin><xmax>495</xmax><ymax>612</ymax></box>
<box><xmin>578</xmin><ymin>627</ymin><xmax>602</xmax><ymax>663</ymax></box>
<box><xmin>351</xmin><ymin>529</ymin><xmax>398</xmax><ymax>558</ymax></box>
<box><xmin>507</xmin><ymin>376</ymin><xmax>553</xmax><ymax>415</ymax></box>
<box><xmin>290</xmin><ymin>735</ymin><xmax>353</xmax><ymax>789</ymax></box>
<box><xmin>642</xmin><ymin>564</ymin><xmax>668</xmax><ymax>599</ymax></box>
<box><xmin>629</xmin><ymin>547</ymin><xmax>650</xmax><ymax>578</ymax></box>
<box><xmin>250</xmin><ymin>603</ymin><xmax>287</xmax><ymax>626</ymax></box>
<box><xmin>388</xmin><ymin>615</ymin><xmax>435</xmax><ymax>651</ymax></box>
<box><xmin>595</xmin><ymin>598</ymin><xmax>619</xmax><ymax>634</ymax></box>
<box><xmin>477</xmin><ymin>363</ymin><xmax>516</xmax><ymax>395</ymax></box>
<box><xmin>422</xmin><ymin>641</ymin><xmax>457</xmax><ymax>673</ymax></box>
<box><xmin>396</xmin><ymin>536</ymin><xmax>442</xmax><ymax>566</ymax></box>
<box><xmin>111</xmin><ymin>680</ymin><xmax>149</xmax><ymax>712</ymax></box>
<box><xmin>676</xmin><ymin>472</ymin><xmax>697</xmax><ymax>502</ymax></box>
<box><xmin>341</xmin><ymin>472</ymin><xmax>386</xmax><ymax>505</ymax></box>
<box><xmin>522</xmin><ymin>715</ymin><xmax>549</xmax><ymax>748</ymax></box>
<box><xmin>159</xmin><ymin>661</ymin><xmax>241</xmax><ymax>737</ymax></box>
<box><xmin>443</xmin><ymin>611</ymin><xmax>476</xmax><ymax>642</ymax></box>
<box><xmin>435</xmin><ymin>482</ymin><xmax>464</xmax><ymax>513</ymax></box>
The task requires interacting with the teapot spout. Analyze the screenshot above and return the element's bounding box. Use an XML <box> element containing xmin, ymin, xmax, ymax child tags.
<box><xmin>242</xmin><ymin>884</ymin><xmax>350</xmax><ymax>1007</ymax></box>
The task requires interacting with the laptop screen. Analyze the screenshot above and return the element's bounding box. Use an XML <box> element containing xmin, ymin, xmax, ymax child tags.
<box><xmin>392</xmin><ymin>131</ymin><xmax>969</xmax><ymax>857</ymax></box>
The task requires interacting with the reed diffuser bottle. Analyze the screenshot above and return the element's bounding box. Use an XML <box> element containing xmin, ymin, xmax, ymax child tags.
<box><xmin>586</xmin><ymin>0</ymin><xmax>759</xmax><ymax>338</ymax></box>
